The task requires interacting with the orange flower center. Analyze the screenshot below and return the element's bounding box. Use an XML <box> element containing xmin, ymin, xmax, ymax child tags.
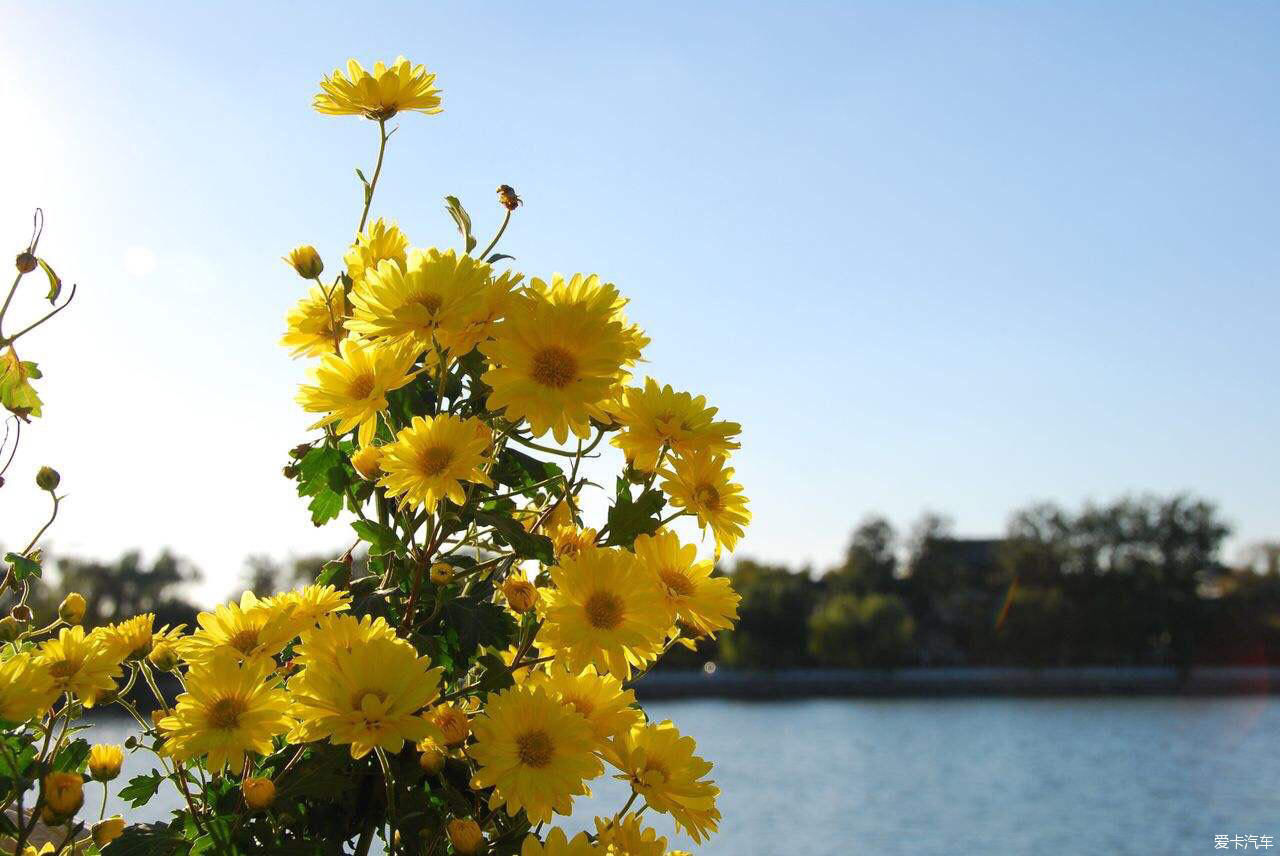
<box><xmin>208</xmin><ymin>697</ymin><xmax>248</xmax><ymax>730</ymax></box>
<box><xmin>348</xmin><ymin>371</ymin><xmax>376</xmax><ymax>400</ymax></box>
<box><xmin>516</xmin><ymin>729</ymin><xmax>554</xmax><ymax>768</ymax></box>
<box><xmin>659</xmin><ymin>569</ymin><xmax>695</xmax><ymax>598</ymax></box>
<box><xmin>417</xmin><ymin>446</ymin><xmax>454</xmax><ymax>477</ymax></box>
<box><xmin>584</xmin><ymin>591</ymin><xmax>625</xmax><ymax>630</ymax></box>
<box><xmin>693</xmin><ymin>483</ymin><xmax>721</xmax><ymax>512</ymax></box>
<box><xmin>530</xmin><ymin>346</ymin><xmax>577</xmax><ymax>389</ymax></box>
<box><xmin>228</xmin><ymin>629</ymin><xmax>261</xmax><ymax>655</ymax></box>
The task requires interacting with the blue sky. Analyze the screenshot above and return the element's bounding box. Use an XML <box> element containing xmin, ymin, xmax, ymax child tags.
<box><xmin>1</xmin><ymin>3</ymin><xmax>1276</xmax><ymax>601</ymax></box>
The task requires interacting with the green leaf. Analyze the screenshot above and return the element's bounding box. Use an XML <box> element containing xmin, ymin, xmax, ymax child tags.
<box><xmin>475</xmin><ymin>652</ymin><xmax>516</xmax><ymax>694</ymax></box>
<box><xmin>605</xmin><ymin>487</ymin><xmax>666</xmax><ymax>547</ymax></box>
<box><xmin>36</xmin><ymin>258</ymin><xmax>61</xmax><ymax>303</ymax></box>
<box><xmin>486</xmin><ymin>253</ymin><xmax>515</xmax><ymax>264</ymax></box>
<box><xmin>0</xmin><ymin>734</ymin><xmax>36</xmax><ymax>781</ymax></box>
<box><xmin>51</xmin><ymin>737</ymin><xmax>89</xmax><ymax>773</ymax></box>
<box><xmin>189</xmin><ymin>818</ymin><xmax>236</xmax><ymax>856</ymax></box>
<box><xmin>4</xmin><ymin>552</ymin><xmax>41</xmax><ymax>582</ymax></box>
<box><xmin>444</xmin><ymin>195</ymin><xmax>477</xmax><ymax>253</ymax></box>
<box><xmin>0</xmin><ymin>348</ymin><xmax>42</xmax><ymax>420</ymax></box>
<box><xmin>308</xmin><ymin>490</ymin><xmax>343</xmax><ymax>526</ymax></box>
<box><xmin>490</xmin><ymin>448</ymin><xmax>563</xmax><ymax>493</ymax></box>
<box><xmin>118</xmin><ymin>769</ymin><xmax>164</xmax><ymax>808</ymax></box>
<box><xmin>316</xmin><ymin>558</ymin><xmax>351</xmax><ymax>588</ymax></box>
<box><xmin>443</xmin><ymin>599</ymin><xmax>518</xmax><ymax>657</ymax></box>
<box><xmin>475</xmin><ymin>512</ymin><xmax>554</xmax><ymax>564</ymax></box>
<box><xmin>351</xmin><ymin>520</ymin><xmax>406</xmax><ymax>557</ymax></box>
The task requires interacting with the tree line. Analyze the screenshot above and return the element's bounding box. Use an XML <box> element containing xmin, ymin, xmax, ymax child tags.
<box><xmin>13</xmin><ymin>492</ymin><xmax>1279</xmax><ymax>672</ymax></box>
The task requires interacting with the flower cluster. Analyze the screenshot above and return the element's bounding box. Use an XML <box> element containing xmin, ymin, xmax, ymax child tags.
<box><xmin>0</xmin><ymin>55</ymin><xmax>749</xmax><ymax>856</ymax></box>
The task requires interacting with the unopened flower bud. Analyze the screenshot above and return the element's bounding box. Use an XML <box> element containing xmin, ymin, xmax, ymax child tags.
<box><xmin>242</xmin><ymin>777</ymin><xmax>276</xmax><ymax>810</ymax></box>
<box><xmin>35</xmin><ymin>466</ymin><xmax>60</xmax><ymax>492</ymax></box>
<box><xmin>284</xmin><ymin>245</ymin><xmax>324</xmax><ymax>279</ymax></box>
<box><xmin>93</xmin><ymin>816</ymin><xmax>126</xmax><ymax>846</ymax></box>
<box><xmin>446</xmin><ymin>818</ymin><xmax>484</xmax><ymax>855</ymax></box>
<box><xmin>418</xmin><ymin>739</ymin><xmax>447</xmax><ymax>775</ymax></box>
<box><xmin>40</xmin><ymin>772</ymin><xmax>83</xmax><ymax>821</ymax></box>
<box><xmin>88</xmin><ymin>744</ymin><xmax>124</xmax><ymax>782</ymax></box>
<box><xmin>429</xmin><ymin>562</ymin><xmax>455</xmax><ymax>586</ymax></box>
<box><xmin>148</xmin><ymin>641</ymin><xmax>179</xmax><ymax>671</ymax></box>
<box><xmin>282</xmin><ymin>464</ymin><xmax>300</xmax><ymax>479</ymax></box>
<box><xmin>0</xmin><ymin>616</ymin><xmax>22</xmax><ymax>642</ymax></box>
<box><xmin>351</xmin><ymin>446</ymin><xmax>383</xmax><ymax>481</ymax></box>
<box><xmin>58</xmin><ymin>592</ymin><xmax>86</xmax><ymax>625</ymax></box>
<box><xmin>9</xmin><ymin>604</ymin><xmax>32</xmax><ymax>623</ymax></box>
<box><xmin>496</xmin><ymin>184</ymin><xmax>522</xmax><ymax>212</ymax></box>
<box><xmin>501</xmin><ymin>578</ymin><xmax>539</xmax><ymax>614</ymax></box>
<box><xmin>15</xmin><ymin>252</ymin><xmax>37</xmax><ymax>274</ymax></box>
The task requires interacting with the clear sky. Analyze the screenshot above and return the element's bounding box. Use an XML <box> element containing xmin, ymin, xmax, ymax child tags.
<box><xmin>1</xmin><ymin>3</ymin><xmax>1276</xmax><ymax>603</ymax></box>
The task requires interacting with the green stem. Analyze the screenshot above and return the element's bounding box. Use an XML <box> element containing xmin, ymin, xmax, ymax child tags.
<box><xmin>476</xmin><ymin>209</ymin><xmax>512</xmax><ymax>261</ymax></box>
<box><xmin>357</xmin><ymin>119</ymin><xmax>390</xmax><ymax>234</ymax></box>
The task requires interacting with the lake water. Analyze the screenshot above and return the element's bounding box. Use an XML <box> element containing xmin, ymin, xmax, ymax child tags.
<box><xmin>86</xmin><ymin>697</ymin><xmax>1280</xmax><ymax>855</ymax></box>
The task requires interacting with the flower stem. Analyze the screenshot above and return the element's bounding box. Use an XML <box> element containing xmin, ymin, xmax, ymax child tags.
<box><xmin>358</xmin><ymin>119</ymin><xmax>391</xmax><ymax>234</ymax></box>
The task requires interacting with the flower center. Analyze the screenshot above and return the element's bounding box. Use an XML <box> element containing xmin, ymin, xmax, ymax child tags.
<box><xmin>348</xmin><ymin>371</ymin><xmax>376</xmax><ymax>400</ymax></box>
<box><xmin>658</xmin><ymin>569</ymin><xmax>695</xmax><ymax>598</ymax></box>
<box><xmin>693</xmin><ymin>483</ymin><xmax>721</xmax><ymax>512</ymax></box>
<box><xmin>530</xmin><ymin>346</ymin><xmax>577</xmax><ymax>389</ymax></box>
<box><xmin>416</xmin><ymin>292</ymin><xmax>443</xmax><ymax>316</ymax></box>
<box><xmin>584</xmin><ymin>591</ymin><xmax>625</xmax><ymax>630</ymax></box>
<box><xmin>564</xmin><ymin>695</ymin><xmax>595</xmax><ymax>719</ymax></box>
<box><xmin>516</xmin><ymin>729</ymin><xmax>555</xmax><ymax>768</ymax></box>
<box><xmin>640</xmin><ymin>760</ymin><xmax>671</xmax><ymax>788</ymax></box>
<box><xmin>208</xmin><ymin>697</ymin><xmax>247</xmax><ymax>730</ymax></box>
<box><xmin>353</xmin><ymin>689</ymin><xmax>388</xmax><ymax>715</ymax></box>
<box><xmin>48</xmin><ymin>660</ymin><xmax>78</xmax><ymax>680</ymax></box>
<box><xmin>417</xmin><ymin>446</ymin><xmax>454</xmax><ymax>477</ymax></box>
<box><xmin>228</xmin><ymin>629</ymin><xmax>260</xmax><ymax>655</ymax></box>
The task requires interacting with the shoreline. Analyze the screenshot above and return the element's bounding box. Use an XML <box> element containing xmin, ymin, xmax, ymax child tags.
<box><xmin>631</xmin><ymin>666</ymin><xmax>1280</xmax><ymax>699</ymax></box>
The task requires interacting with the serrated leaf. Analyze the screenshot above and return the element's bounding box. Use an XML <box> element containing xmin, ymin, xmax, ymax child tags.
<box><xmin>308</xmin><ymin>489</ymin><xmax>343</xmax><ymax>526</ymax></box>
<box><xmin>351</xmin><ymin>520</ymin><xmax>405</xmax><ymax>557</ymax></box>
<box><xmin>316</xmin><ymin>558</ymin><xmax>351</xmax><ymax>588</ymax></box>
<box><xmin>490</xmin><ymin>448</ymin><xmax>563</xmax><ymax>493</ymax></box>
<box><xmin>52</xmin><ymin>737</ymin><xmax>89</xmax><ymax>772</ymax></box>
<box><xmin>36</xmin><ymin>258</ymin><xmax>61</xmax><ymax>304</ymax></box>
<box><xmin>605</xmin><ymin>487</ymin><xmax>666</xmax><ymax>547</ymax></box>
<box><xmin>475</xmin><ymin>511</ymin><xmax>554</xmax><ymax>564</ymax></box>
<box><xmin>443</xmin><ymin>599</ymin><xmax>518</xmax><ymax>658</ymax></box>
<box><xmin>118</xmin><ymin>769</ymin><xmax>164</xmax><ymax>808</ymax></box>
<box><xmin>4</xmin><ymin>552</ymin><xmax>41</xmax><ymax>582</ymax></box>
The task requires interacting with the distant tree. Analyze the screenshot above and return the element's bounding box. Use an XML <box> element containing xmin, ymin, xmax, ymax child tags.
<box><xmin>718</xmin><ymin>559</ymin><xmax>818</xmax><ymax>668</ymax></box>
<box><xmin>808</xmin><ymin>592</ymin><xmax>915</xmax><ymax>667</ymax></box>
<box><xmin>53</xmin><ymin>550</ymin><xmax>201</xmax><ymax>629</ymax></box>
<box><xmin>826</xmin><ymin>516</ymin><xmax>897</xmax><ymax>595</ymax></box>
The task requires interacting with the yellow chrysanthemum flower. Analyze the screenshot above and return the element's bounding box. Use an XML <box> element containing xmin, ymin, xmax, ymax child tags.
<box><xmin>480</xmin><ymin>291</ymin><xmax>633</xmax><ymax>444</ymax></box>
<box><xmin>346</xmin><ymin>249</ymin><xmax>489</xmax><ymax>356</ymax></box>
<box><xmin>346</xmin><ymin>218</ymin><xmax>410</xmax><ymax>287</ymax></box>
<box><xmin>158</xmin><ymin>652</ymin><xmax>293</xmax><ymax>775</ymax></box>
<box><xmin>0</xmin><ymin>652</ymin><xmax>58</xmax><ymax>723</ymax></box>
<box><xmin>377</xmin><ymin>413</ymin><xmax>493</xmax><ymax>512</ymax></box>
<box><xmin>293</xmin><ymin>613</ymin><xmax>399</xmax><ymax>669</ymax></box>
<box><xmin>529</xmin><ymin>274</ymin><xmax>647</xmax><ymax>368</ymax></box>
<box><xmin>181</xmin><ymin>592</ymin><xmax>299</xmax><ymax>666</ymax></box>
<box><xmin>262</xmin><ymin>584</ymin><xmax>351</xmax><ymax>629</ymax></box>
<box><xmin>88</xmin><ymin>744</ymin><xmax>124</xmax><ymax>782</ymax></box>
<box><xmin>550</xmin><ymin>524</ymin><xmax>598</xmax><ymax>562</ymax></box>
<box><xmin>633</xmin><ymin>530</ymin><xmax>739</xmax><ymax>637</ymax></box>
<box><xmin>281</xmin><ymin>283</ymin><xmax>346</xmax><ymax>358</ymax></box>
<box><xmin>459</xmin><ymin>269</ymin><xmax>524</xmax><ymax>352</ymax></box>
<box><xmin>296</xmin><ymin>337</ymin><xmax>417</xmax><ymax>447</ymax></box>
<box><xmin>539</xmin><ymin>546</ymin><xmax>673</xmax><ymax>679</ymax></box>
<box><xmin>593</xmin><ymin>814</ymin><xmax>667</xmax><ymax>856</ymax></box>
<box><xmin>659</xmin><ymin>451</ymin><xmax>750</xmax><ymax>554</ymax></box>
<box><xmin>530</xmin><ymin>664</ymin><xmax>643</xmax><ymax>743</ymax></box>
<box><xmin>469</xmin><ymin>685</ymin><xmax>603</xmax><ymax>824</ymax></box>
<box><xmin>96</xmin><ymin>614</ymin><xmax>184</xmax><ymax>662</ymax></box>
<box><xmin>314</xmin><ymin>57</ymin><xmax>442</xmax><ymax>120</ymax></box>
<box><xmin>605</xmin><ymin>721</ymin><xmax>720</xmax><ymax>844</ymax></box>
<box><xmin>522</xmin><ymin>828</ymin><xmax>600</xmax><ymax>856</ymax></box>
<box><xmin>36</xmin><ymin>626</ymin><xmax>121</xmax><ymax>708</ymax></box>
<box><xmin>611</xmin><ymin>378</ymin><xmax>741</xmax><ymax>472</ymax></box>
<box><xmin>288</xmin><ymin>632</ymin><xmax>442</xmax><ymax>759</ymax></box>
